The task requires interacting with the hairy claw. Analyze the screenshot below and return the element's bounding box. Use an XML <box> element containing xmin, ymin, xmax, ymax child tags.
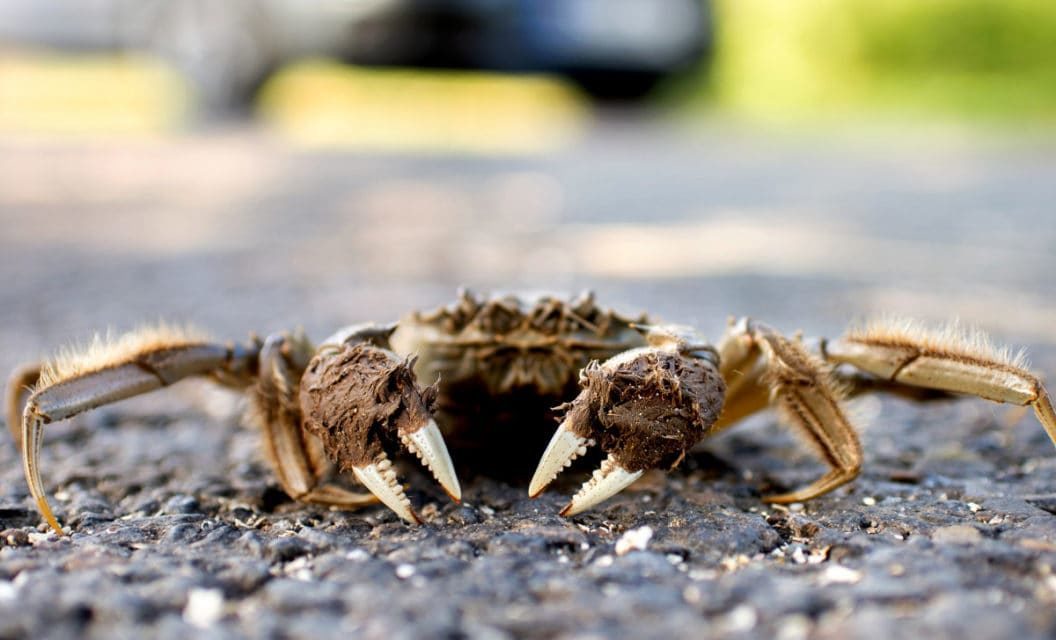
<box><xmin>532</xmin><ymin>333</ymin><xmax>726</xmax><ymax>516</ymax></box>
<box><xmin>300</xmin><ymin>340</ymin><xmax>461</xmax><ymax>523</ymax></box>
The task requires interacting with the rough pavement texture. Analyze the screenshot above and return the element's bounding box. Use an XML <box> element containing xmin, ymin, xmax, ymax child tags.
<box><xmin>2</xmin><ymin>121</ymin><xmax>1056</xmax><ymax>639</ymax></box>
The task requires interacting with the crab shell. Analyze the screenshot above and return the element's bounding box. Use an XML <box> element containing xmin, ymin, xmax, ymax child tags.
<box><xmin>393</xmin><ymin>291</ymin><xmax>647</xmax><ymax>393</ymax></box>
<box><xmin>387</xmin><ymin>292</ymin><xmax>650</xmax><ymax>469</ymax></box>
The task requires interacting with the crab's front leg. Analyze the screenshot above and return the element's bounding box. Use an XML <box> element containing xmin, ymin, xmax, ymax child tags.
<box><xmin>298</xmin><ymin>325</ymin><xmax>461</xmax><ymax>524</ymax></box>
<box><xmin>530</xmin><ymin>325</ymin><xmax>726</xmax><ymax>516</ymax></box>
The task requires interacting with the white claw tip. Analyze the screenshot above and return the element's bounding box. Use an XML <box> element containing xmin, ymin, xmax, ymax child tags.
<box><xmin>401</xmin><ymin>419</ymin><xmax>462</xmax><ymax>503</ymax></box>
<box><xmin>560</xmin><ymin>455</ymin><xmax>643</xmax><ymax>517</ymax></box>
<box><xmin>529</xmin><ymin>422</ymin><xmax>593</xmax><ymax>498</ymax></box>
<box><xmin>352</xmin><ymin>455</ymin><xmax>421</xmax><ymax>525</ymax></box>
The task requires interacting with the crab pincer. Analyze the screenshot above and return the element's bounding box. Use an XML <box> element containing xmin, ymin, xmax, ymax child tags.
<box><xmin>299</xmin><ymin>339</ymin><xmax>461</xmax><ymax>524</ymax></box>
<box><xmin>529</xmin><ymin>325</ymin><xmax>726</xmax><ymax>516</ymax></box>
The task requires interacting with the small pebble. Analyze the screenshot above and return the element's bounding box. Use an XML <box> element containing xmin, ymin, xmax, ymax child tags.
<box><xmin>818</xmin><ymin>564</ymin><xmax>863</xmax><ymax>585</ymax></box>
<box><xmin>164</xmin><ymin>495</ymin><xmax>201</xmax><ymax>515</ymax></box>
<box><xmin>614</xmin><ymin>526</ymin><xmax>653</xmax><ymax>556</ymax></box>
<box><xmin>721</xmin><ymin>605</ymin><xmax>757</xmax><ymax>632</ymax></box>
<box><xmin>932</xmin><ymin>524</ymin><xmax>983</xmax><ymax>544</ymax></box>
<box><xmin>183</xmin><ymin>588</ymin><xmax>224</xmax><ymax>629</ymax></box>
<box><xmin>1</xmin><ymin>529</ymin><xmax>29</xmax><ymax>547</ymax></box>
<box><xmin>862</xmin><ymin>496</ymin><xmax>876</xmax><ymax>506</ymax></box>
<box><xmin>395</xmin><ymin>564</ymin><xmax>416</xmax><ymax>579</ymax></box>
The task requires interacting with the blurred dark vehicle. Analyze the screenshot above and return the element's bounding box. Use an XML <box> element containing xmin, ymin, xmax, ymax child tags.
<box><xmin>0</xmin><ymin>0</ymin><xmax>713</xmax><ymax>111</ymax></box>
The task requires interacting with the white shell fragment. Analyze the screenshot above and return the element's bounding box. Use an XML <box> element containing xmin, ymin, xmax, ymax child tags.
<box><xmin>183</xmin><ymin>588</ymin><xmax>224</xmax><ymax>629</ymax></box>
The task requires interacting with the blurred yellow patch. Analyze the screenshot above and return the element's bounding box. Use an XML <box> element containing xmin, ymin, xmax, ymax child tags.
<box><xmin>0</xmin><ymin>52</ymin><xmax>188</xmax><ymax>136</ymax></box>
<box><xmin>258</xmin><ymin>61</ymin><xmax>588</xmax><ymax>154</ymax></box>
<box><xmin>709</xmin><ymin>0</ymin><xmax>1056</xmax><ymax>124</ymax></box>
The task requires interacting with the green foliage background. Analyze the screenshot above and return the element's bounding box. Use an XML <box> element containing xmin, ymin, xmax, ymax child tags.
<box><xmin>703</xmin><ymin>0</ymin><xmax>1056</xmax><ymax>122</ymax></box>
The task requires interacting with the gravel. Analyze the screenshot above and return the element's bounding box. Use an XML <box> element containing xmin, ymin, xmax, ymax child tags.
<box><xmin>1</xmin><ymin>389</ymin><xmax>1055</xmax><ymax>640</ymax></box>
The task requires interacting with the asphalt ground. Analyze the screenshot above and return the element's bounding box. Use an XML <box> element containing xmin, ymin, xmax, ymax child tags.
<box><xmin>1</xmin><ymin>117</ymin><xmax>1056</xmax><ymax>638</ymax></box>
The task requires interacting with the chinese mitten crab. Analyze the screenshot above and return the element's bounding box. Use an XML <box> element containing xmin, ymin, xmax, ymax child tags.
<box><xmin>7</xmin><ymin>292</ymin><xmax>1056</xmax><ymax>533</ymax></box>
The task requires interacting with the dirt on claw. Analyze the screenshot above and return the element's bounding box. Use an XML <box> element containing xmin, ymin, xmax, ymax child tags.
<box><xmin>300</xmin><ymin>343</ymin><xmax>437</xmax><ymax>470</ymax></box>
<box><xmin>563</xmin><ymin>352</ymin><xmax>726</xmax><ymax>472</ymax></box>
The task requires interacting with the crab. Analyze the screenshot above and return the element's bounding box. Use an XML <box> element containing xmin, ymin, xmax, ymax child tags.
<box><xmin>7</xmin><ymin>291</ymin><xmax>1056</xmax><ymax>534</ymax></box>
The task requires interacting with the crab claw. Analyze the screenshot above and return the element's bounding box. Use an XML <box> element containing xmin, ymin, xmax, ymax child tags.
<box><xmin>300</xmin><ymin>339</ymin><xmax>462</xmax><ymax>525</ymax></box>
<box><xmin>560</xmin><ymin>455</ymin><xmax>644</xmax><ymax>517</ymax></box>
<box><xmin>528</xmin><ymin>420</ymin><xmax>594</xmax><ymax>498</ymax></box>
<box><xmin>401</xmin><ymin>418</ymin><xmax>462</xmax><ymax>503</ymax></box>
<box><xmin>350</xmin><ymin>419</ymin><xmax>460</xmax><ymax>525</ymax></box>
<box><xmin>352</xmin><ymin>452</ymin><xmax>423</xmax><ymax>525</ymax></box>
<box><xmin>531</xmin><ymin>336</ymin><xmax>726</xmax><ymax>516</ymax></box>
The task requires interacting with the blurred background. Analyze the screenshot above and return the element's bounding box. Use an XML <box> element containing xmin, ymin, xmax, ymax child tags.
<box><xmin>1</xmin><ymin>0</ymin><xmax>1055</xmax><ymax>374</ymax></box>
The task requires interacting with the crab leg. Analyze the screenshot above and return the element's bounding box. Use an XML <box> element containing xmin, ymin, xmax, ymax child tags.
<box><xmin>823</xmin><ymin>320</ymin><xmax>1056</xmax><ymax>447</ymax></box>
<box><xmin>5</xmin><ymin>362</ymin><xmax>40</xmax><ymax>445</ymax></box>
<box><xmin>251</xmin><ymin>333</ymin><xmax>379</xmax><ymax>510</ymax></box>
<box><xmin>19</xmin><ymin>332</ymin><xmax>260</xmax><ymax>534</ymax></box>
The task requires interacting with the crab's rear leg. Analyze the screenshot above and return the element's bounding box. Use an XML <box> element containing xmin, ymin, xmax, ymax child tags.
<box><xmin>6</xmin><ymin>362</ymin><xmax>40</xmax><ymax>445</ymax></box>
<box><xmin>823</xmin><ymin>319</ymin><xmax>1056</xmax><ymax>445</ymax></box>
<box><xmin>16</xmin><ymin>331</ymin><xmax>262</xmax><ymax>533</ymax></box>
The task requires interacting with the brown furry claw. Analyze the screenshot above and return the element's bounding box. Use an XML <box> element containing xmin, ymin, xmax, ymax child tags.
<box><xmin>530</xmin><ymin>324</ymin><xmax>726</xmax><ymax>516</ymax></box>
<box><xmin>299</xmin><ymin>338</ymin><xmax>461</xmax><ymax>524</ymax></box>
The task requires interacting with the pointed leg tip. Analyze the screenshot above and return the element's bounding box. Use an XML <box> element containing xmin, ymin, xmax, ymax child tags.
<box><xmin>558</xmin><ymin>502</ymin><xmax>575</xmax><ymax>517</ymax></box>
<box><xmin>35</xmin><ymin>498</ymin><xmax>64</xmax><ymax>535</ymax></box>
